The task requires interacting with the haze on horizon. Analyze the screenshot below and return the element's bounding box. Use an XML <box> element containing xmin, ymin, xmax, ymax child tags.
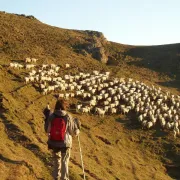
<box><xmin>1</xmin><ymin>0</ymin><xmax>180</xmax><ymax>46</ymax></box>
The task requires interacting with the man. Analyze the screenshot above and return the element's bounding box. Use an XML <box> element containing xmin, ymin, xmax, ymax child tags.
<box><xmin>44</xmin><ymin>99</ymin><xmax>80</xmax><ymax>180</ymax></box>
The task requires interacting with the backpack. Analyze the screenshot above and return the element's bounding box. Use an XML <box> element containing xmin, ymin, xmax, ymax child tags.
<box><xmin>49</xmin><ymin>116</ymin><xmax>66</xmax><ymax>141</ymax></box>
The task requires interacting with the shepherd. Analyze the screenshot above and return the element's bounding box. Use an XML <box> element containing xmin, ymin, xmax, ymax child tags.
<box><xmin>44</xmin><ymin>99</ymin><xmax>81</xmax><ymax>180</ymax></box>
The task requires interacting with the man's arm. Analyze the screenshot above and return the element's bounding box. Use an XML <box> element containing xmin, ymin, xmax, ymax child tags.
<box><xmin>43</xmin><ymin>104</ymin><xmax>51</xmax><ymax>132</ymax></box>
<box><xmin>43</xmin><ymin>104</ymin><xmax>51</xmax><ymax>120</ymax></box>
<box><xmin>67</xmin><ymin>114</ymin><xmax>81</xmax><ymax>136</ymax></box>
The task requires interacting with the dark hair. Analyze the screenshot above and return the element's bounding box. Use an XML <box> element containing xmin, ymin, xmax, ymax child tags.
<box><xmin>54</xmin><ymin>99</ymin><xmax>68</xmax><ymax>110</ymax></box>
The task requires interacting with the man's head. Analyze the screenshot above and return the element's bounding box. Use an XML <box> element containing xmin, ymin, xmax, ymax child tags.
<box><xmin>54</xmin><ymin>99</ymin><xmax>69</xmax><ymax>111</ymax></box>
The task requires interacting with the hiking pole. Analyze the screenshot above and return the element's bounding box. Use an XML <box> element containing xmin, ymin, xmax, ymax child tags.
<box><xmin>77</xmin><ymin>134</ymin><xmax>86</xmax><ymax>180</ymax></box>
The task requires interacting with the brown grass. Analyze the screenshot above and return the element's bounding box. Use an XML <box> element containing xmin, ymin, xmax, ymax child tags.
<box><xmin>0</xmin><ymin>11</ymin><xmax>179</xmax><ymax>180</ymax></box>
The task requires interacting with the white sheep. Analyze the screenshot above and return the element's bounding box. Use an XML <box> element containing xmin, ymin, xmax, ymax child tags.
<box><xmin>81</xmin><ymin>106</ymin><xmax>91</xmax><ymax>114</ymax></box>
<box><xmin>25</xmin><ymin>57</ymin><xmax>31</xmax><ymax>63</ymax></box>
<box><xmin>31</xmin><ymin>58</ymin><xmax>38</xmax><ymax>63</ymax></box>
<box><xmin>95</xmin><ymin>108</ymin><xmax>106</xmax><ymax>117</ymax></box>
<box><xmin>65</xmin><ymin>63</ymin><xmax>70</xmax><ymax>68</ymax></box>
<box><xmin>146</xmin><ymin>121</ymin><xmax>154</xmax><ymax>129</ymax></box>
<box><xmin>76</xmin><ymin>104</ymin><xmax>82</xmax><ymax>112</ymax></box>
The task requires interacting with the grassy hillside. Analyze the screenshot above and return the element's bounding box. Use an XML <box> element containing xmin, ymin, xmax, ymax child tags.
<box><xmin>0</xmin><ymin>11</ymin><xmax>179</xmax><ymax>180</ymax></box>
<box><xmin>105</xmin><ymin>42</ymin><xmax>180</xmax><ymax>92</ymax></box>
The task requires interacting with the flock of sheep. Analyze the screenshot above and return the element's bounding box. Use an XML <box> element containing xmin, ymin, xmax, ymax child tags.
<box><xmin>9</xmin><ymin>58</ymin><xmax>180</xmax><ymax>138</ymax></box>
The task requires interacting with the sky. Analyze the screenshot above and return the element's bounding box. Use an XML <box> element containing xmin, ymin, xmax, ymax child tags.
<box><xmin>1</xmin><ymin>0</ymin><xmax>180</xmax><ymax>45</ymax></box>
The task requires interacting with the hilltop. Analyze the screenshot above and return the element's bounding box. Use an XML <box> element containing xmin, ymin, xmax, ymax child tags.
<box><xmin>0</xmin><ymin>11</ymin><xmax>180</xmax><ymax>180</ymax></box>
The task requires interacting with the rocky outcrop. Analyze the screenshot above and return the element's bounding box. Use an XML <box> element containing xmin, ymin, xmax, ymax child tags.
<box><xmin>73</xmin><ymin>30</ymin><xmax>109</xmax><ymax>64</ymax></box>
<box><xmin>91</xmin><ymin>47</ymin><xmax>108</xmax><ymax>64</ymax></box>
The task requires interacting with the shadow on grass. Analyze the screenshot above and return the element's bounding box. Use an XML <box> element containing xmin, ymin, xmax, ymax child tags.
<box><xmin>70</xmin><ymin>158</ymin><xmax>101</xmax><ymax>180</ymax></box>
<box><xmin>157</xmin><ymin>80</ymin><xmax>180</xmax><ymax>89</ymax></box>
<box><xmin>115</xmin><ymin>112</ymin><xmax>141</xmax><ymax>130</ymax></box>
<box><xmin>0</xmin><ymin>109</ymin><xmax>51</xmax><ymax>168</ymax></box>
<box><xmin>0</xmin><ymin>154</ymin><xmax>24</xmax><ymax>164</ymax></box>
<box><xmin>10</xmin><ymin>83</ymin><xmax>28</xmax><ymax>93</ymax></box>
<box><xmin>162</xmin><ymin>143</ymin><xmax>180</xmax><ymax>179</ymax></box>
<box><xmin>11</xmin><ymin>59</ymin><xmax>24</xmax><ymax>63</ymax></box>
<box><xmin>0</xmin><ymin>153</ymin><xmax>45</xmax><ymax>179</ymax></box>
<box><xmin>124</xmin><ymin>44</ymin><xmax>180</xmax><ymax>89</ymax></box>
<box><xmin>152</xmin><ymin>129</ymin><xmax>169</xmax><ymax>138</ymax></box>
<box><xmin>7</xmin><ymin>69</ymin><xmax>21</xmax><ymax>80</ymax></box>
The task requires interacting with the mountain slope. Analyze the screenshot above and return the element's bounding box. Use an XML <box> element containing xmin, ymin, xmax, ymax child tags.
<box><xmin>105</xmin><ymin>41</ymin><xmax>180</xmax><ymax>85</ymax></box>
<box><xmin>0</xmin><ymin>11</ymin><xmax>180</xmax><ymax>180</ymax></box>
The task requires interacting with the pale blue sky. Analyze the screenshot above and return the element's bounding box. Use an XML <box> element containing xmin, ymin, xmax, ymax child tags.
<box><xmin>1</xmin><ymin>0</ymin><xmax>180</xmax><ymax>45</ymax></box>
